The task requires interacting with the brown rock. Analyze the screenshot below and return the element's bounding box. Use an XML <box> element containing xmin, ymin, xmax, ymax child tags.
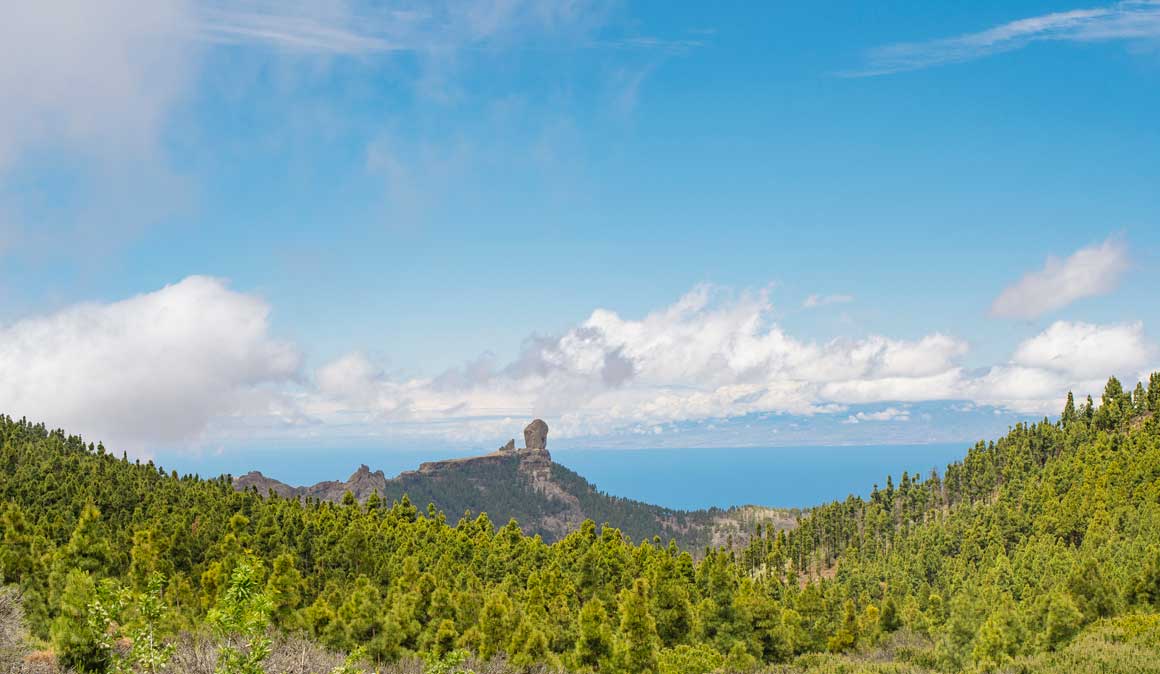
<box><xmin>523</xmin><ymin>419</ymin><xmax>549</xmax><ymax>450</ymax></box>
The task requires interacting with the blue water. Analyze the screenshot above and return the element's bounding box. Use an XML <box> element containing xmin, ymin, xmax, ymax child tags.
<box><xmin>554</xmin><ymin>444</ymin><xmax>967</xmax><ymax>510</ymax></box>
<box><xmin>156</xmin><ymin>442</ymin><xmax>969</xmax><ymax>510</ymax></box>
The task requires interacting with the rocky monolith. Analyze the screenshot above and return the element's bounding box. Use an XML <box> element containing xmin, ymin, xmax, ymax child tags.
<box><xmin>524</xmin><ymin>419</ymin><xmax>549</xmax><ymax>450</ymax></box>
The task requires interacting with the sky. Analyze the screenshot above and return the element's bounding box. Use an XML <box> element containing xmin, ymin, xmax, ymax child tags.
<box><xmin>1</xmin><ymin>0</ymin><xmax>1158</xmax><ymax>464</ymax></box>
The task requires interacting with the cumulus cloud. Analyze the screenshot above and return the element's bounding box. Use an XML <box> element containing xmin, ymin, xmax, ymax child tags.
<box><xmin>5</xmin><ymin>278</ymin><xmax>1154</xmax><ymax>451</ymax></box>
<box><xmin>989</xmin><ymin>238</ymin><xmax>1128</xmax><ymax>319</ymax></box>
<box><xmin>1012</xmin><ymin>320</ymin><xmax>1153</xmax><ymax>378</ymax></box>
<box><xmin>969</xmin><ymin>320</ymin><xmax>1156</xmax><ymax>413</ymax></box>
<box><xmin>299</xmin><ymin>287</ymin><xmax>1158</xmax><ymax>441</ymax></box>
<box><xmin>803</xmin><ymin>293</ymin><xmax>854</xmax><ymax>309</ymax></box>
<box><xmin>0</xmin><ymin>276</ymin><xmax>298</xmax><ymax>452</ymax></box>
<box><xmin>850</xmin><ymin>1</ymin><xmax>1160</xmax><ymax>76</ymax></box>
<box><xmin>301</xmin><ymin>285</ymin><xmax>976</xmax><ymax>441</ymax></box>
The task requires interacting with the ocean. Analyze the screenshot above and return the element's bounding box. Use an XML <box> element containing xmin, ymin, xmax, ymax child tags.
<box><xmin>157</xmin><ymin>442</ymin><xmax>970</xmax><ymax>511</ymax></box>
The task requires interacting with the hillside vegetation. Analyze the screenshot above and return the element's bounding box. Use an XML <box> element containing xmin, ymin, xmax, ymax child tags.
<box><xmin>1</xmin><ymin>374</ymin><xmax>1159</xmax><ymax>673</ymax></box>
<box><xmin>234</xmin><ymin>450</ymin><xmax>797</xmax><ymax>551</ymax></box>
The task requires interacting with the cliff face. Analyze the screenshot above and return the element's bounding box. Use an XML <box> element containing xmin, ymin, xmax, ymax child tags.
<box><xmin>232</xmin><ymin>421</ymin><xmax>797</xmax><ymax>550</ymax></box>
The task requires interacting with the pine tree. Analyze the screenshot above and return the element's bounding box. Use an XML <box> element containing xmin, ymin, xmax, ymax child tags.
<box><xmin>826</xmin><ymin>600</ymin><xmax>858</xmax><ymax>652</ymax></box>
<box><xmin>971</xmin><ymin>604</ymin><xmax>1023</xmax><ymax>670</ymax></box>
<box><xmin>431</xmin><ymin>619</ymin><xmax>458</xmax><ymax>658</ymax></box>
<box><xmin>1128</xmin><ymin>546</ymin><xmax>1160</xmax><ymax>608</ymax></box>
<box><xmin>50</xmin><ymin>504</ymin><xmax>113</xmax><ymax>607</ymax></box>
<box><xmin>574</xmin><ymin>599</ymin><xmax>613</xmax><ymax>672</ymax></box>
<box><xmin>879</xmin><ymin>596</ymin><xmax>901</xmax><ymax>633</ymax></box>
<box><xmin>614</xmin><ymin>579</ymin><xmax>659</xmax><ymax>674</ymax></box>
<box><xmin>1061</xmin><ymin>391</ymin><xmax>1077</xmax><ymax>427</ymax></box>
<box><xmin>265</xmin><ymin>553</ymin><xmax>304</xmax><ymax>631</ymax></box>
<box><xmin>510</xmin><ymin>619</ymin><xmax>556</xmax><ymax>670</ymax></box>
<box><xmin>1133</xmin><ymin>381</ymin><xmax>1148</xmax><ymax>416</ymax></box>
<box><xmin>478</xmin><ymin>590</ymin><xmax>513</xmax><ymax>661</ymax></box>
<box><xmin>1043</xmin><ymin>590</ymin><xmax>1083</xmax><ymax>651</ymax></box>
<box><xmin>50</xmin><ymin>570</ymin><xmax>104</xmax><ymax>673</ymax></box>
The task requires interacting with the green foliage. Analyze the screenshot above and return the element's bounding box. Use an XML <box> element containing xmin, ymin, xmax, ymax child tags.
<box><xmin>574</xmin><ymin>599</ymin><xmax>613</xmax><ymax>672</ymax></box>
<box><xmin>329</xmin><ymin>646</ymin><xmax>368</xmax><ymax>674</ymax></box>
<box><xmin>1043</xmin><ymin>590</ymin><xmax>1084</xmax><ymax>652</ymax></box>
<box><xmin>51</xmin><ymin>570</ymin><xmax>104</xmax><ymax>673</ymax></box>
<box><xmin>614</xmin><ymin>579</ymin><xmax>659</xmax><ymax>674</ymax></box>
<box><xmin>207</xmin><ymin>561</ymin><xmax>272</xmax><ymax>674</ymax></box>
<box><xmin>2</xmin><ymin>372</ymin><xmax>1160</xmax><ymax>672</ymax></box>
<box><xmin>656</xmin><ymin>643</ymin><xmax>722</xmax><ymax>674</ymax></box>
<box><xmin>422</xmin><ymin>649</ymin><xmax>475</xmax><ymax>674</ymax></box>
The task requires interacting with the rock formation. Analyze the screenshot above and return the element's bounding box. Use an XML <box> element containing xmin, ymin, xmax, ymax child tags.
<box><xmin>523</xmin><ymin>419</ymin><xmax>549</xmax><ymax>451</ymax></box>
<box><xmin>231</xmin><ymin>416</ymin><xmax>796</xmax><ymax>550</ymax></box>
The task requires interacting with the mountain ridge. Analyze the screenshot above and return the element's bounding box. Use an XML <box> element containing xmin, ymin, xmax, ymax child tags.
<box><xmin>232</xmin><ymin>421</ymin><xmax>798</xmax><ymax>550</ymax></box>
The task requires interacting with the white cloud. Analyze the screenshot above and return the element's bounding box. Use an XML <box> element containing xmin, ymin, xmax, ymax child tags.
<box><xmin>0</xmin><ymin>276</ymin><xmax>298</xmax><ymax>452</ymax></box>
<box><xmin>298</xmin><ymin>288</ymin><xmax>1158</xmax><ymax>440</ymax></box>
<box><xmin>1012</xmin><ymin>320</ymin><xmax>1153</xmax><ymax>378</ymax></box>
<box><xmin>989</xmin><ymin>238</ymin><xmax>1128</xmax><ymax>319</ymax></box>
<box><xmin>850</xmin><ymin>1</ymin><xmax>1160</xmax><ymax>76</ymax></box>
<box><xmin>842</xmin><ymin>407</ymin><xmax>911</xmax><ymax>424</ymax></box>
<box><xmin>803</xmin><ymin>293</ymin><xmax>854</xmax><ymax>309</ymax></box>
<box><xmin>968</xmin><ymin>320</ymin><xmax>1156</xmax><ymax>413</ymax></box>
<box><xmin>5</xmin><ymin>278</ymin><xmax>1154</xmax><ymax>451</ymax></box>
<box><xmin>300</xmin><ymin>285</ymin><xmax>975</xmax><ymax>441</ymax></box>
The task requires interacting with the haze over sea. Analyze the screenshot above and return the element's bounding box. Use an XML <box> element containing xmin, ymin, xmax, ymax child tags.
<box><xmin>159</xmin><ymin>443</ymin><xmax>968</xmax><ymax>511</ymax></box>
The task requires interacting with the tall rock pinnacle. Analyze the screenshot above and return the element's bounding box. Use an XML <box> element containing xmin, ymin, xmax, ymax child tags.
<box><xmin>523</xmin><ymin>419</ymin><xmax>549</xmax><ymax>450</ymax></box>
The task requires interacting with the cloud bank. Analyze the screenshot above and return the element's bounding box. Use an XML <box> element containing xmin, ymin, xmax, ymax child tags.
<box><xmin>2</xmin><ymin>278</ymin><xmax>1154</xmax><ymax>452</ymax></box>
<box><xmin>0</xmin><ymin>277</ymin><xmax>298</xmax><ymax>452</ymax></box>
<box><xmin>990</xmin><ymin>238</ymin><xmax>1128</xmax><ymax>319</ymax></box>
<box><xmin>851</xmin><ymin>0</ymin><xmax>1160</xmax><ymax>76</ymax></box>
<box><xmin>302</xmin><ymin>285</ymin><xmax>1155</xmax><ymax>443</ymax></box>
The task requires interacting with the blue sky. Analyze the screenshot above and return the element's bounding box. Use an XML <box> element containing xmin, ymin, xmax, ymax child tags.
<box><xmin>0</xmin><ymin>0</ymin><xmax>1158</xmax><ymax>462</ymax></box>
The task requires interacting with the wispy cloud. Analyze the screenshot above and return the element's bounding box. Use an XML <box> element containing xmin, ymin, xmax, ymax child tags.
<box><xmin>197</xmin><ymin>5</ymin><xmax>404</xmax><ymax>54</ymax></box>
<box><xmin>990</xmin><ymin>237</ymin><xmax>1128</xmax><ymax>319</ymax></box>
<box><xmin>803</xmin><ymin>293</ymin><xmax>854</xmax><ymax>309</ymax></box>
<box><xmin>848</xmin><ymin>0</ymin><xmax>1160</xmax><ymax>76</ymax></box>
<box><xmin>195</xmin><ymin>0</ymin><xmax>701</xmax><ymax>56</ymax></box>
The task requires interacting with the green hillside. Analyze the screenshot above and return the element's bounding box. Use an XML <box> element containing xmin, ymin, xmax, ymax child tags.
<box><xmin>235</xmin><ymin>450</ymin><xmax>797</xmax><ymax>551</ymax></box>
<box><xmin>1</xmin><ymin>373</ymin><xmax>1159</xmax><ymax>673</ymax></box>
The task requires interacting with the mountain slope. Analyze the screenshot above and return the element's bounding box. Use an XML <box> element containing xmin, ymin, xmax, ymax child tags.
<box><xmin>234</xmin><ymin>440</ymin><xmax>797</xmax><ymax>550</ymax></box>
<box><xmin>1</xmin><ymin>375</ymin><xmax>1159</xmax><ymax>674</ymax></box>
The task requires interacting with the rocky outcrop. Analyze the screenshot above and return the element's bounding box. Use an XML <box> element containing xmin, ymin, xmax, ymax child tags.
<box><xmin>330</xmin><ymin>464</ymin><xmax>388</xmax><ymax>501</ymax></box>
<box><xmin>235</xmin><ymin>464</ymin><xmax>388</xmax><ymax>502</ymax></box>
<box><xmin>235</xmin><ymin>471</ymin><xmax>298</xmax><ymax>498</ymax></box>
<box><xmin>523</xmin><ymin>419</ymin><xmax>549</xmax><ymax>450</ymax></box>
<box><xmin>230</xmin><ymin>418</ymin><xmax>797</xmax><ymax>551</ymax></box>
<box><xmin>416</xmin><ymin>452</ymin><xmax>510</xmax><ymax>474</ymax></box>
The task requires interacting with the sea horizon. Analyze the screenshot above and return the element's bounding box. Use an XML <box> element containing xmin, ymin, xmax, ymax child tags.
<box><xmin>156</xmin><ymin>441</ymin><xmax>970</xmax><ymax>511</ymax></box>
